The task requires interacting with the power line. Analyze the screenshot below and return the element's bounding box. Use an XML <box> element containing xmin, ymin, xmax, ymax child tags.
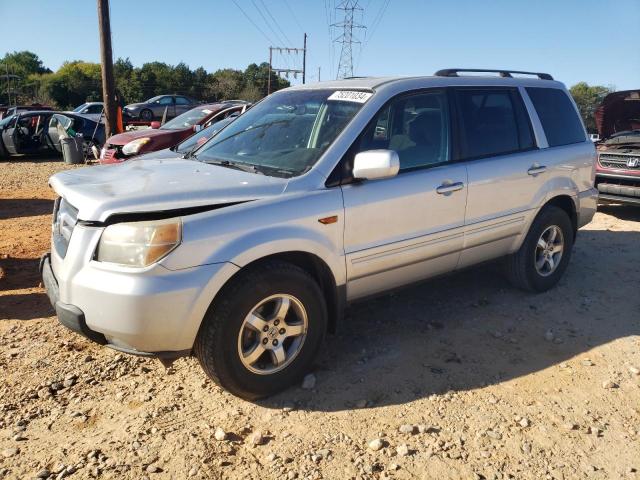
<box><xmin>251</xmin><ymin>0</ymin><xmax>287</xmax><ymax>46</ymax></box>
<box><xmin>231</xmin><ymin>0</ymin><xmax>275</xmax><ymax>45</ymax></box>
<box><xmin>258</xmin><ymin>0</ymin><xmax>293</xmax><ymax>45</ymax></box>
<box><xmin>283</xmin><ymin>0</ymin><xmax>304</xmax><ymax>34</ymax></box>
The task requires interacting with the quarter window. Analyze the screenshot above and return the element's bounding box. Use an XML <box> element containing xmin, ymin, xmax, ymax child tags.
<box><xmin>355</xmin><ymin>90</ymin><xmax>451</xmax><ymax>171</ymax></box>
<box><xmin>526</xmin><ymin>87</ymin><xmax>585</xmax><ymax>147</ymax></box>
<box><xmin>455</xmin><ymin>88</ymin><xmax>534</xmax><ymax>159</ymax></box>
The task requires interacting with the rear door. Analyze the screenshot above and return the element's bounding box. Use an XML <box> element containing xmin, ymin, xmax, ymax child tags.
<box><xmin>454</xmin><ymin>87</ymin><xmax>543</xmax><ymax>268</ymax></box>
<box><xmin>175</xmin><ymin>96</ymin><xmax>193</xmax><ymax>115</ymax></box>
<box><xmin>341</xmin><ymin>89</ymin><xmax>468</xmax><ymax>300</ymax></box>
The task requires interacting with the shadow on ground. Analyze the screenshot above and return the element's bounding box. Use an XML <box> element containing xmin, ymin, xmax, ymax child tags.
<box><xmin>597</xmin><ymin>204</ymin><xmax>640</xmax><ymax>222</ymax></box>
<box><xmin>0</xmin><ymin>198</ymin><xmax>54</xmax><ymax>220</ymax></box>
<box><xmin>0</xmin><ymin>292</ymin><xmax>53</xmax><ymax>320</ymax></box>
<box><xmin>259</xmin><ymin>228</ymin><xmax>640</xmax><ymax>411</ymax></box>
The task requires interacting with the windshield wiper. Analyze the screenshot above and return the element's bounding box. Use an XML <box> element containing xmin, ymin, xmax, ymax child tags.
<box><xmin>205</xmin><ymin>159</ymin><xmax>264</xmax><ymax>175</ymax></box>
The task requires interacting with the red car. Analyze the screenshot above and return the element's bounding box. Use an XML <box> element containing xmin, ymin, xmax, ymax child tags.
<box><xmin>100</xmin><ymin>101</ymin><xmax>249</xmax><ymax>164</ymax></box>
<box><xmin>594</xmin><ymin>90</ymin><xmax>640</xmax><ymax>205</ymax></box>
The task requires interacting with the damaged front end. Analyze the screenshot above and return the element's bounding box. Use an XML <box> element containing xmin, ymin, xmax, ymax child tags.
<box><xmin>594</xmin><ymin>90</ymin><xmax>640</xmax><ymax>205</ymax></box>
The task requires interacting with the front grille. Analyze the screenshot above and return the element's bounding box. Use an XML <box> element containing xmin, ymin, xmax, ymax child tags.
<box><xmin>52</xmin><ymin>197</ymin><xmax>78</xmax><ymax>258</ymax></box>
<box><xmin>598</xmin><ymin>152</ymin><xmax>640</xmax><ymax>170</ymax></box>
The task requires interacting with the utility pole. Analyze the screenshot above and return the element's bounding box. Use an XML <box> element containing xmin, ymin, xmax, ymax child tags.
<box><xmin>97</xmin><ymin>0</ymin><xmax>117</xmax><ymax>137</ymax></box>
<box><xmin>267</xmin><ymin>34</ymin><xmax>307</xmax><ymax>94</ymax></box>
<box><xmin>302</xmin><ymin>33</ymin><xmax>307</xmax><ymax>84</ymax></box>
<box><xmin>333</xmin><ymin>0</ymin><xmax>365</xmax><ymax>79</ymax></box>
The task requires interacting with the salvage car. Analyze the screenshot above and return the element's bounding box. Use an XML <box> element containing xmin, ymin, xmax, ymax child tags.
<box><xmin>122</xmin><ymin>94</ymin><xmax>200</xmax><ymax>122</ymax></box>
<box><xmin>100</xmin><ymin>102</ymin><xmax>248</xmax><ymax>164</ymax></box>
<box><xmin>0</xmin><ymin>111</ymin><xmax>105</xmax><ymax>158</ymax></box>
<box><xmin>594</xmin><ymin>89</ymin><xmax>640</xmax><ymax>205</ymax></box>
<box><xmin>42</xmin><ymin>70</ymin><xmax>597</xmax><ymax>399</ymax></box>
<box><xmin>72</xmin><ymin>102</ymin><xmax>105</xmax><ymax>122</ymax></box>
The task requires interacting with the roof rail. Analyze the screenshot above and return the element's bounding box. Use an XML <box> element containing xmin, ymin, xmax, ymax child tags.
<box><xmin>434</xmin><ymin>68</ymin><xmax>554</xmax><ymax>81</ymax></box>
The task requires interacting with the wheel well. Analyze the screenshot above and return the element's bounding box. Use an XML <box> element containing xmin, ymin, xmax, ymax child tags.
<box><xmin>544</xmin><ymin>195</ymin><xmax>578</xmax><ymax>236</ymax></box>
<box><xmin>234</xmin><ymin>252</ymin><xmax>343</xmax><ymax>334</ymax></box>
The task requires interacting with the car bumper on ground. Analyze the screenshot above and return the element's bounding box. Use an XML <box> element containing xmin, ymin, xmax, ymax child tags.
<box><xmin>40</xmin><ymin>252</ymin><xmax>238</xmax><ymax>359</ymax></box>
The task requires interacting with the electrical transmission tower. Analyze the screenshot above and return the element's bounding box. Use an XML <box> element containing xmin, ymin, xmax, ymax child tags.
<box><xmin>332</xmin><ymin>0</ymin><xmax>365</xmax><ymax>79</ymax></box>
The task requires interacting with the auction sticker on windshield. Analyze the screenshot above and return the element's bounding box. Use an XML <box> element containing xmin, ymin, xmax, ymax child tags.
<box><xmin>328</xmin><ymin>91</ymin><xmax>373</xmax><ymax>103</ymax></box>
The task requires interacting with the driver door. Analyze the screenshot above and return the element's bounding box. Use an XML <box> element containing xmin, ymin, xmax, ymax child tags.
<box><xmin>340</xmin><ymin>90</ymin><xmax>468</xmax><ymax>300</ymax></box>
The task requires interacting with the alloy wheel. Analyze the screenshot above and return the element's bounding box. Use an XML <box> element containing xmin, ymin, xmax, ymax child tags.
<box><xmin>534</xmin><ymin>225</ymin><xmax>564</xmax><ymax>277</ymax></box>
<box><xmin>237</xmin><ymin>294</ymin><xmax>308</xmax><ymax>375</ymax></box>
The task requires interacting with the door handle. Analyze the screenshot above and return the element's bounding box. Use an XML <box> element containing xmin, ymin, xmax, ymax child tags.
<box><xmin>527</xmin><ymin>165</ymin><xmax>547</xmax><ymax>175</ymax></box>
<box><xmin>436</xmin><ymin>181</ymin><xmax>464</xmax><ymax>194</ymax></box>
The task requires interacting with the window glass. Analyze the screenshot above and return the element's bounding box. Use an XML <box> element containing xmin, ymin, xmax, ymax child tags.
<box><xmin>158</xmin><ymin>96</ymin><xmax>173</xmax><ymax>105</ymax></box>
<box><xmin>526</xmin><ymin>87</ymin><xmax>585</xmax><ymax>147</ymax></box>
<box><xmin>193</xmin><ymin>89</ymin><xmax>366</xmax><ymax>177</ymax></box>
<box><xmin>356</xmin><ymin>91</ymin><xmax>450</xmax><ymax>170</ymax></box>
<box><xmin>176</xmin><ymin>96</ymin><xmax>191</xmax><ymax>105</ymax></box>
<box><xmin>456</xmin><ymin>89</ymin><xmax>529</xmax><ymax>159</ymax></box>
<box><xmin>87</xmin><ymin>104</ymin><xmax>103</xmax><ymax>114</ymax></box>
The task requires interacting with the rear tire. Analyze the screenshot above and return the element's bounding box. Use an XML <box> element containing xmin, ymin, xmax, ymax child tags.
<box><xmin>506</xmin><ymin>206</ymin><xmax>574</xmax><ymax>292</ymax></box>
<box><xmin>194</xmin><ymin>260</ymin><xmax>327</xmax><ymax>400</ymax></box>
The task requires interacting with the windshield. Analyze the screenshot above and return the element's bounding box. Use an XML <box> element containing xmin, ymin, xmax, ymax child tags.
<box><xmin>73</xmin><ymin>103</ymin><xmax>88</xmax><ymax>113</ymax></box>
<box><xmin>193</xmin><ymin>89</ymin><xmax>368</xmax><ymax>177</ymax></box>
<box><xmin>161</xmin><ymin>107</ymin><xmax>214</xmax><ymax>131</ymax></box>
<box><xmin>176</xmin><ymin>117</ymin><xmax>235</xmax><ymax>154</ymax></box>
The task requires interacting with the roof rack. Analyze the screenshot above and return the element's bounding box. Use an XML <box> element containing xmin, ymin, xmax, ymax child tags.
<box><xmin>434</xmin><ymin>68</ymin><xmax>553</xmax><ymax>81</ymax></box>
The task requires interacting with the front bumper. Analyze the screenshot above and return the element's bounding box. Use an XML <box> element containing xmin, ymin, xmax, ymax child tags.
<box><xmin>41</xmin><ymin>250</ymin><xmax>239</xmax><ymax>357</ymax></box>
<box><xmin>596</xmin><ymin>173</ymin><xmax>640</xmax><ymax>205</ymax></box>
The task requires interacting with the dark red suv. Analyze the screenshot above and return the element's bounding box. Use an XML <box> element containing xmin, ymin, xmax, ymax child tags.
<box><xmin>595</xmin><ymin>90</ymin><xmax>640</xmax><ymax>205</ymax></box>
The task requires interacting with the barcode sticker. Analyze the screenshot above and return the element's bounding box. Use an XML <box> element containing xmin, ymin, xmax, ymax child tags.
<box><xmin>327</xmin><ymin>91</ymin><xmax>373</xmax><ymax>103</ymax></box>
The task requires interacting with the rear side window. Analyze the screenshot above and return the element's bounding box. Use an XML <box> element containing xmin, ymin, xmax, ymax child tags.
<box><xmin>455</xmin><ymin>88</ymin><xmax>534</xmax><ymax>159</ymax></box>
<box><xmin>526</xmin><ymin>87</ymin><xmax>585</xmax><ymax>147</ymax></box>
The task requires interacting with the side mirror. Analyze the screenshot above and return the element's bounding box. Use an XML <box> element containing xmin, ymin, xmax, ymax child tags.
<box><xmin>150</xmin><ymin>121</ymin><xmax>161</xmax><ymax>129</ymax></box>
<box><xmin>193</xmin><ymin>124</ymin><xmax>203</xmax><ymax>133</ymax></box>
<box><xmin>353</xmin><ymin>149</ymin><xmax>400</xmax><ymax>181</ymax></box>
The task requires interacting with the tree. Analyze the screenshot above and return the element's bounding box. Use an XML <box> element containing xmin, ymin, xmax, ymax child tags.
<box><xmin>0</xmin><ymin>51</ymin><xmax>51</xmax><ymax>104</ymax></box>
<box><xmin>37</xmin><ymin>61</ymin><xmax>102</xmax><ymax>109</ymax></box>
<box><xmin>570</xmin><ymin>82</ymin><xmax>613</xmax><ymax>133</ymax></box>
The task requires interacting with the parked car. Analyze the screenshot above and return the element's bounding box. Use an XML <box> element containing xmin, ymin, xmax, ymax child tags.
<box><xmin>1</xmin><ymin>103</ymin><xmax>53</xmax><ymax>119</ymax></box>
<box><xmin>122</xmin><ymin>95</ymin><xmax>200</xmax><ymax>122</ymax></box>
<box><xmin>0</xmin><ymin>111</ymin><xmax>105</xmax><ymax>158</ymax></box>
<box><xmin>41</xmin><ymin>69</ymin><xmax>597</xmax><ymax>399</ymax></box>
<box><xmin>594</xmin><ymin>89</ymin><xmax>640</xmax><ymax>205</ymax></box>
<box><xmin>72</xmin><ymin>102</ymin><xmax>105</xmax><ymax>122</ymax></box>
<box><xmin>100</xmin><ymin>102</ymin><xmax>248</xmax><ymax>164</ymax></box>
<box><xmin>136</xmin><ymin>115</ymin><xmax>239</xmax><ymax>161</ymax></box>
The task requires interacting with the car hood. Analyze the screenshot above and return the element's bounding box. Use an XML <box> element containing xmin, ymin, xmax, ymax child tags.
<box><xmin>124</xmin><ymin>103</ymin><xmax>145</xmax><ymax>110</ymax></box>
<box><xmin>595</xmin><ymin>90</ymin><xmax>640</xmax><ymax>140</ymax></box>
<box><xmin>107</xmin><ymin>128</ymin><xmax>187</xmax><ymax>146</ymax></box>
<box><xmin>49</xmin><ymin>158</ymin><xmax>288</xmax><ymax>222</ymax></box>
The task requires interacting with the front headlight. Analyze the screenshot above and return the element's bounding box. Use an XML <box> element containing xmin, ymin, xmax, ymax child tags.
<box><xmin>122</xmin><ymin>137</ymin><xmax>151</xmax><ymax>156</ymax></box>
<box><xmin>96</xmin><ymin>218</ymin><xmax>182</xmax><ymax>267</ymax></box>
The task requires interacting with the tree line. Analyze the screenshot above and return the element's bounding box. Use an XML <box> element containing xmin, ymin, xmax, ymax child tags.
<box><xmin>0</xmin><ymin>51</ymin><xmax>289</xmax><ymax>110</ymax></box>
<box><xmin>1</xmin><ymin>51</ymin><xmax>616</xmax><ymax>133</ymax></box>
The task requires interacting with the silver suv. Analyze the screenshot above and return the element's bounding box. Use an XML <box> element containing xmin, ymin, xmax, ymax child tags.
<box><xmin>42</xmin><ymin>69</ymin><xmax>598</xmax><ymax>399</ymax></box>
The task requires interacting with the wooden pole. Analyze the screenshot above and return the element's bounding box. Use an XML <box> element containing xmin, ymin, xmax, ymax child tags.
<box><xmin>302</xmin><ymin>33</ymin><xmax>307</xmax><ymax>84</ymax></box>
<box><xmin>268</xmin><ymin>47</ymin><xmax>273</xmax><ymax>95</ymax></box>
<box><xmin>97</xmin><ymin>0</ymin><xmax>117</xmax><ymax>137</ymax></box>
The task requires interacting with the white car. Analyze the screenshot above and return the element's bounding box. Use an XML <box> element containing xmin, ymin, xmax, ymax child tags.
<box><xmin>42</xmin><ymin>69</ymin><xmax>598</xmax><ymax>399</ymax></box>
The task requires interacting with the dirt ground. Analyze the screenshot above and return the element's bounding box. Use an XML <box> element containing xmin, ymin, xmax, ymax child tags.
<box><xmin>1</xmin><ymin>157</ymin><xmax>639</xmax><ymax>480</ymax></box>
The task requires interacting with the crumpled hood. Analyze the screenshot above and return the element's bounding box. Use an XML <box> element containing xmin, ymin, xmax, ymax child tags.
<box><xmin>49</xmin><ymin>158</ymin><xmax>288</xmax><ymax>222</ymax></box>
<box><xmin>595</xmin><ymin>90</ymin><xmax>640</xmax><ymax>139</ymax></box>
<box><xmin>106</xmin><ymin>127</ymin><xmax>186</xmax><ymax>146</ymax></box>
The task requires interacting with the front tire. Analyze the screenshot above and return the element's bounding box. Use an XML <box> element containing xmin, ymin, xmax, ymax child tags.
<box><xmin>506</xmin><ymin>206</ymin><xmax>574</xmax><ymax>292</ymax></box>
<box><xmin>194</xmin><ymin>261</ymin><xmax>327</xmax><ymax>399</ymax></box>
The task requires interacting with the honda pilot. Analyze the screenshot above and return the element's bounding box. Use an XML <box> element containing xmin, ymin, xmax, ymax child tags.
<box><xmin>42</xmin><ymin>69</ymin><xmax>598</xmax><ymax>399</ymax></box>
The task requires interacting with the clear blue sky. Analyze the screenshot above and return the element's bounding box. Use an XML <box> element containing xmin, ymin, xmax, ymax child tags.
<box><xmin>1</xmin><ymin>0</ymin><xmax>638</xmax><ymax>90</ymax></box>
